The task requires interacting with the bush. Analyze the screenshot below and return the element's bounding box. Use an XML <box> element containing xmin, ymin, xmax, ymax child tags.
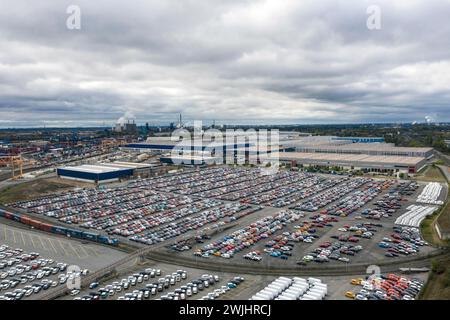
<box><xmin>431</xmin><ymin>260</ymin><xmax>446</xmax><ymax>275</ymax></box>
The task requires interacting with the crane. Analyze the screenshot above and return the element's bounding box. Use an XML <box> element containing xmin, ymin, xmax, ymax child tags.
<box><xmin>0</xmin><ymin>155</ymin><xmax>24</xmax><ymax>179</ymax></box>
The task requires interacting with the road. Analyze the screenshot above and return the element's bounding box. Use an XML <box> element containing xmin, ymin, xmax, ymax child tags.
<box><xmin>437</xmin><ymin>165</ymin><xmax>450</xmax><ymax>183</ymax></box>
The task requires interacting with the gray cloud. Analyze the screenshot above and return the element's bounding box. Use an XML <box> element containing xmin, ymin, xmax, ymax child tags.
<box><xmin>0</xmin><ymin>0</ymin><xmax>450</xmax><ymax>127</ymax></box>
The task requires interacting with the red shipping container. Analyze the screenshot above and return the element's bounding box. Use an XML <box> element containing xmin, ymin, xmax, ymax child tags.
<box><xmin>39</xmin><ymin>223</ymin><xmax>53</xmax><ymax>233</ymax></box>
<box><xmin>20</xmin><ymin>215</ymin><xmax>32</xmax><ymax>225</ymax></box>
<box><xmin>29</xmin><ymin>219</ymin><xmax>42</xmax><ymax>229</ymax></box>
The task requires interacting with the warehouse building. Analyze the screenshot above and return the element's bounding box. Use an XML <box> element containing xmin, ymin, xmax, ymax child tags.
<box><xmin>98</xmin><ymin>161</ymin><xmax>154</xmax><ymax>178</ymax></box>
<box><xmin>56</xmin><ymin>161</ymin><xmax>155</xmax><ymax>183</ymax></box>
<box><xmin>331</xmin><ymin>136</ymin><xmax>385</xmax><ymax>143</ymax></box>
<box><xmin>287</xmin><ymin>143</ymin><xmax>433</xmax><ymax>158</ymax></box>
<box><xmin>159</xmin><ymin>154</ymin><xmax>220</xmax><ymax>166</ymax></box>
<box><xmin>123</xmin><ymin>139</ymin><xmax>250</xmax><ymax>153</ymax></box>
<box><xmin>57</xmin><ymin>165</ymin><xmax>134</xmax><ymax>184</ymax></box>
<box><xmin>271</xmin><ymin>152</ymin><xmax>427</xmax><ymax>174</ymax></box>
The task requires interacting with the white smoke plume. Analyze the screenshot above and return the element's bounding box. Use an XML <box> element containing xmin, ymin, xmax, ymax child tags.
<box><xmin>425</xmin><ymin>115</ymin><xmax>435</xmax><ymax>124</ymax></box>
<box><xmin>117</xmin><ymin>111</ymin><xmax>136</xmax><ymax>125</ymax></box>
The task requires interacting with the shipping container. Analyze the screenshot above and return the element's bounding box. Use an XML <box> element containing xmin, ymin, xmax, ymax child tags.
<box><xmin>29</xmin><ymin>219</ymin><xmax>42</xmax><ymax>229</ymax></box>
<box><xmin>39</xmin><ymin>222</ymin><xmax>53</xmax><ymax>233</ymax></box>
<box><xmin>20</xmin><ymin>215</ymin><xmax>33</xmax><ymax>225</ymax></box>
<box><xmin>52</xmin><ymin>226</ymin><xmax>68</xmax><ymax>235</ymax></box>
<box><xmin>83</xmin><ymin>232</ymin><xmax>99</xmax><ymax>241</ymax></box>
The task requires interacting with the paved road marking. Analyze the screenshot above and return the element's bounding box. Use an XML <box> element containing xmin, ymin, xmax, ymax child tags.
<box><xmin>55</xmin><ymin>240</ymin><xmax>69</xmax><ymax>257</ymax></box>
<box><xmin>21</xmin><ymin>232</ymin><xmax>31</xmax><ymax>248</ymax></box>
<box><xmin>29</xmin><ymin>234</ymin><xmax>38</xmax><ymax>249</ymax></box>
<box><xmin>60</xmin><ymin>241</ymin><xmax>77</xmax><ymax>257</ymax></box>
<box><xmin>42</xmin><ymin>237</ymin><xmax>57</xmax><ymax>254</ymax></box>
<box><xmin>91</xmin><ymin>247</ymin><xmax>101</xmax><ymax>257</ymax></box>
<box><xmin>83</xmin><ymin>247</ymin><xmax>95</xmax><ymax>257</ymax></box>
<box><xmin>79</xmin><ymin>246</ymin><xmax>90</xmax><ymax>258</ymax></box>
<box><xmin>20</xmin><ymin>231</ymin><xmax>26</xmax><ymax>246</ymax></box>
<box><xmin>12</xmin><ymin>229</ymin><xmax>18</xmax><ymax>244</ymax></box>
<box><xmin>49</xmin><ymin>239</ymin><xmax>59</xmax><ymax>255</ymax></box>
<box><xmin>1</xmin><ymin>226</ymin><xmax>6</xmax><ymax>241</ymax></box>
<box><xmin>69</xmin><ymin>243</ymin><xmax>84</xmax><ymax>259</ymax></box>
<box><xmin>38</xmin><ymin>236</ymin><xmax>48</xmax><ymax>252</ymax></box>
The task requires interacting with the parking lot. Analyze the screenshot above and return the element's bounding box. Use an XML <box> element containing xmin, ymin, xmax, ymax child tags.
<box><xmin>55</xmin><ymin>255</ymin><xmax>430</xmax><ymax>300</ymax></box>
<box><xmin>170</xmin><ymin>177</ymin><xmax>442</xmax><ymax>268</ymax></box>
<box><xmin>4</xmin><ymin>167</ymin><xmax>447</xmax><ymax>273</ymax></box>
<box><xmin>0</xmin><ymin>224</ymin><xmax>126</xmax><ymax>270</ymax></box>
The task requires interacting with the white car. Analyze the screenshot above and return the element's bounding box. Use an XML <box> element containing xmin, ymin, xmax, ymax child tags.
<box><xmin>70</xmin><ymin>289</ymin><xmax>80</xmax><ymax>296</ymax></box>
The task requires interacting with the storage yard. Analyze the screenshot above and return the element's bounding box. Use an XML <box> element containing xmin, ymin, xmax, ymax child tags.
<box><xmin>0</xmin><ymin>166</ymin><xmax>448</xmax><ymax>300</ymax></box>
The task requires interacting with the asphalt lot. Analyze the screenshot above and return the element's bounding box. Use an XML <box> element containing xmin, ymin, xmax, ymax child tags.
<box><xmin>171</xmin><ymin>179</ymin><xmax>440</xmax><ymax>268</ymax></box>
<box><xmin>1</xmin><ymin>168</ymin><xmax>446</xmax><ymax>301</ymax></box>
<box><xmin>0</xmin><ymin>223</ymin><xmax>126</xmax><ymax>270</ymax></box>
<box><xmin>58</xmin><ymin>256</ymin><xmax>430</xmax><ymax>300</ymax></box>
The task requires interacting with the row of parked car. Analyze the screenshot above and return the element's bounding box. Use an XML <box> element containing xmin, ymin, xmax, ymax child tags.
<box><xmin>195</xmin><ymin>210</ymin><xmax>303</xmax><ymax>259</ymax></box>
<box><xmin>334</xmin><ymin>222</ymin><xmax>382</xmax><ymax>240</ymax></box>
<box><xmin>159</xmin><ymin>274</ymin><xmax>220</xmax><ymax>300</ymax></box>
<box><xmin>356</xmin><ymin>180</ymin><xmax>415</xmax><ymax>221</ymax></box>
<box><xmin>266</xmin><ymin>177</ymin><xmax>343</xmax><ymax>208</ymax></box>
<box><xmin>378</xmin><ymin>226</ymin><xmax>427</xmax><ymax>257</ymax></box>
<box><xmin>198</xmin><ymin>276</ymin><xmax>245</xmax><ymax>300</ymax></box>
<box><xmin>129</xmin><ymin>203</ymin><xmax>260</xmax><ymax>245</ymax></box>
<box><xmin>0</xmin><ymin>246</ymin><xmax>38</xmax><ymax>269</ymax></box>
<box><xmin>73</xmin><ymin>268</ymin><xmax>165</xmax><ymax>300</ymax></box>
<box><xmin>170</xmin><ymin>169</ymin><xmax>271</xmax><ymax>196</ymax></box>
<box><xmin>346</xmin><ymin>274</ymin><xmax>424</xmax><ymax>300</ymax></box>
<box><xmin>105</xmin><ymin>198</ymin><xmax>223</xmax><ymax>237</ymax></box>
<box><xmin>262</xmin><ymin>214</ymin><xmax>340</xmax><ymax>261</ymax></box>
<box><xmin>62</xmin><ymin>191</ymin><xmax>178</xmax><ymax>226</ymax></box>
<box><xmin>133</xmin><ymin>167</ymin><xmax>251</xmax><ymax>195</ymax></box>
<box><xmin>0</xmin><ymin>245</ymin><xmax>88</xmax><ymax>300</ymax></box>
<box><xmin>195</xmin><ymin>170</ymin><xmax>299</xmax><ymax>199</ymax></box>
<box><xmin>11</xmin><ymin>185</ymin><xmax>150</xmax><ymax>217</ymax></box>
<box><xmin>300</xmin><ymin>241</ymin><xmax>363</xmax><ymax>264</ymax></box>
<box><xmin>240</xmin><ymin>175</ymin><xmax>320</xmax><ymax>205</ymax></box>
<box><xmin>217</xmin><ymin>171</ymin><xmax>310</xmax><ymax>202</ymax></box>
<box><xmin>321</xmin><ymin>180</ymin><xmax>394</xmax><ymax>217</ymax></box>
<box><xmin>292</xmin><ymin>178</ymin><xmax>371</xmax><ymax>212</ymax></box>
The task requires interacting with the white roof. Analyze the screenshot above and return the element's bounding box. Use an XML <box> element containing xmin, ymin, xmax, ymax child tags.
<box><xmin>58</xmin><ymin>164</ymin><xmax>131</xmax><ymax>174</ymax></box>
<box><xmin>99</xmin><ymin>161</ymin><xmax>151</xmax><ymax>169</ymax></box>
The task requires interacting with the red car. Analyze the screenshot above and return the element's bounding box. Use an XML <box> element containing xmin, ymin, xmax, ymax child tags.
<box><xmin>320</xmin><ymin>242</ymin><xmax>331</xmax><ymax>248</ymax></box>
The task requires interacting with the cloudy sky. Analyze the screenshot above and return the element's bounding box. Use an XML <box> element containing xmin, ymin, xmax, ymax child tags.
<box><xmin>0</xmin><ymin>0</ymin><xmax>449</xmax><ymax>127</ymax></box>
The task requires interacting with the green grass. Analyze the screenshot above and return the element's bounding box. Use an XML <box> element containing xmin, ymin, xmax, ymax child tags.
<box><xmin>420</xmin><ymin>202</ymin><xmax>450</xmax><ymax>247</ymax></box>
<box><xmin>420</xmin><ymin>259</ymin><xmax>450</xmax><ymax>300</ymax></box>
<box><xmin>0</xmin><ymin>178</ymin><xmax>75</xmax><ymax>204</ymax></box>
<box><xmin>415</xmin><ymin>165</ymin><xmax>447</xmax><ymax>182</ymax></box>
<box><xmin>437</xmin><ymin>201</ymin><xmax>450</xmax><ymax>233</ymax></box>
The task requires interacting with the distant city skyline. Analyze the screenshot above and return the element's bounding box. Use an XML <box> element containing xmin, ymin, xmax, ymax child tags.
<box><xmin>1</xmin><ymin>0</ymin><xmax>449</xmax><ymax>127</ymax></box>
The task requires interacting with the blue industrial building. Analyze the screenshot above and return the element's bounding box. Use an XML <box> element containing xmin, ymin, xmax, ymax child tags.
<box><xmin>57</xmin><ymin>165</ymin><xmax>134</xmax><ymax>184</ymax></box>
<box><xmin>124</xmin><ymin>142</ymin><xmax>251</xmax><ymax>152</ymax></box>
<box><xmin>331</xmin><ymin>137</ymin><xmax>385</xmax><ymax>143</ymax></box>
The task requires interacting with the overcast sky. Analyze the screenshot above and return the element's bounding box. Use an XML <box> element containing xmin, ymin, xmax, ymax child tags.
<box><xmin>0</xmin><ymin>0</ymin><xmax>449</xmax><ymax>127</ymax></box>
